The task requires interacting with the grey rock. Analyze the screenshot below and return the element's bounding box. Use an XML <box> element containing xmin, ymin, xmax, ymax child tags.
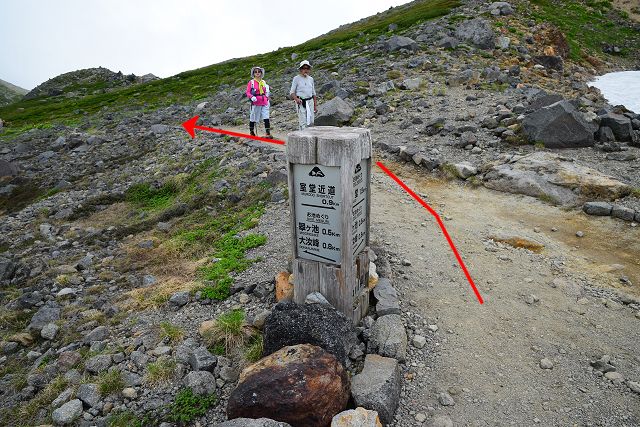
<box><xmin>600</xmin><ymin>113</ymin><xmax>633</xmax><ymax>141</ymax></box>
<box><xmin>219</xmin><ymin>366</ymin><xmax>239</xmax><ymax>383</ymax></box>
<box><xmin>522</xmin><ymin>100</ymin><xmax>596</xmax><ymax>148</ymax></box>
<box><xmin>539</xmin><ymin>358</ymin><xmax>554</xmax><ymax>369</ymax></box>
<box><xmin>583</xmin><ymin>202</ymin><xmax>613</xmax><ymax>216</ymax></box>
<box><xmin>0</xmin><ymin>160</ymin><xmax>19</xmax><ymax>177</ymax></box>
<box><xmin>373</xmin><ymin>278</ymin><xmax>401</xmax><ymax>316</ymax></box>
<box><xmin>52</xmin><ymin>399</ymin><xmax>83</xmax><ymax>425</ymax></box>
<box><xmin>304</xmin><ymin>291</ymin><xmax>330</xmax><ymax>305</ymax></box>
<box><xmin>189</xmin><ymin>346</ymin><xmax>217</xmax><ymax>372</ymax></box>
<box><xmin>121</xmin><ymin>370</ymin><xmax>143</xmax><ymax>387</ymax></box>
<box><xmin>84</xmin><ymin>325</ymin><xmax>109</xmax><ymax>343</ymax></box>
<box><xmin>41</xmin><ymin>322</ymin><xmax>60</xmax><ymax>340</ymax></box>
<box><xmin>455</xmin><ymin>18</ymin><xmax>496</xmax><ymax>49</ymax></box>
<box><xmin>77</xmin><ymin>383</ymin><xmax>101</xmax><ymax>407</ymax></box>
<box><xmin>184</xmin><ymin>370</ymin><xmax>216</xmax><ymax>395</ymax></box>
<box><xmin>384</xmin><ymin>35</ymin><xmax>418</xmax><ymax>52</ymax></box>
<box><xmin>437</xmin><ymin>36</ymin><xmax>459</xmax><ymax>49</ymax></box>
<box><xmin>496</xmin><ymin>36</ymin><xmax>511</xmax><ymax>49</ymax></box>
<box><xmin>533</xmin><ymin>55</ymin><xmax>564</xmax><ymax>71</ymax></box>
<box><xmin>142</xmin><ymin>274</ymin><xmax>157</xmax><ymax>287</ymax></box>
<box><xmin>412</xmin><ymin>335</ymin><xmax>427</xmax><ymax>349</ymax></box>
<box><xmin>252</xmin><ymin>309</ymin><xmax>271</xmax><ymax>330</ymax></box>
<box><xmin>598</xmin><ymin>126</ymin><xmax>616</xmax><ymax>143</ymax></box>
<box><xmin>489</xmin><ymin>1</ymin><xmax>514</xmax><ymax>15</ymax></box>
<box><xmin>400</xmin><ymin>78</ymin><xmax>422</xmax><ymax>90</ymax></box>
<box><xmin>612</xmin><ymin>205</ymin><xmax>636</xmax><ymax>221</ymax></box>
<box><xmin>85</xmin><ymin>354</ymin><xmax>112</xmax><ymax>374</ymax></box>
<box><xmin>315</xmin><ymin>97</ymin><xmax>354</xmax><ymax>126</ymax></box>
<box><xmin>129</xmin><ymin>350</ymin><xmax>150</xmax><ymax>370</ymax></box>
<box><xmin>28</xmin><ymin>302</ymin><xmax>61</xmax><ymax>332</ymax></box>
<box><xmin>369</xmin><ymin>314</ymin><xmax>407</xmax><ymax>362</ymax></box>
<box><xmin>150</xmin><ymin>124</ymin><xmax>169</xmax><ymax>134</ymax></box>
<box><xmin>51</xmin><ymin>387</ymin><xmax>74</xmax><ymax>408</ymax></box>
<box><xmin>438</xmin><ymin>392</ymin><xmax>455</xmax><ymax>406</ymax></box>
<box><xmin>430</xmin><ymin>415</ymin><xmax>454</xmax><ymax>427</ymax></box>
<box><xmin>451</xmin><ymin>162</ymin><xmax>478</xmax><ymax>179</ymax></box>
<box><xmin>169</xmin><ymin>291</ymin><xmax>190</xmax><ymax>307</ymax></box>
<box><xmin>215</xmin><ymin>418</ymin><xmax>292</xmax><ymax>427</ymax></box>
<box><xmin>263</xmin><ymin>301</ymin><xmax>358</xmax><ymax>365</ymax></box>
<box><xmin>351</xmin><ymin>354</ymin><xmax>401</xmax><ymax>425</ymax></box>
<box><xmin>0</xmin><ymin>258</ymin><xmax>17</xmax><ymax>283</ymax></box>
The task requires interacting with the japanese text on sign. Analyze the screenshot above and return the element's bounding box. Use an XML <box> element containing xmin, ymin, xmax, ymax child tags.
<box><xmin>352</xmin><ymin>159</ymin><xmax>368</xmax><ymax>257</ymax></box>
<box><xmin>294</xmin><ymin>164</ymin><xmax>342</xmax><ymax>264</ymax></box>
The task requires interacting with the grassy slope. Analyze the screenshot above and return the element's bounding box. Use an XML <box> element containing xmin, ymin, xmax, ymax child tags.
<box><xmin>529</xmin><ymin>0</ymin><xmax>640</xmax><ymax>60</ymax></box>
<box><xmin>0</xmin><ymin>79</ymin><xmax>28</xmax><ymax>107</ymax></box>
<box><xmin>0</xmin><ymin>0</ymin><xmax>459</xmax><ymax>132</ymax></box>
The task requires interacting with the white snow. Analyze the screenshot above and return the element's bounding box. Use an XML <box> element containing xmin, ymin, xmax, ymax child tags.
<box><xmin>588</xmin><ymin>71</ymin><xmax>640</xmax><ymax>114</ymax></box>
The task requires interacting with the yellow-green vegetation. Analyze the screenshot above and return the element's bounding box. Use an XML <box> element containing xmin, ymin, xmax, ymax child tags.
<box><xmin>125</xmin><ymin>182</ymin><xmax>179</xmax><ymax>211</ymax></box>
<box><xmin>14</xmin><ymin>375</ymin><xmax>68</xmax><ymax>423</ymax></box>
<box><xmin>159</xmin><ymin>322</ymin><xmax>184</xmax><ymax>344</ymax></box>
<box><xmin>0</xmin><ymin>307</ymin><xmax>32</xmax><ymax>339</ymax></box>
<box><xmin>107</xmin><ymin>411</ymin><xmax>147</xmax><ymax>427</ymax></box>
<box><xmin>0</xmin><ymin>0</ymin><xmax>459</xmax><ymax>131</ymax></box>
<box><xmin>386</xmin><ymin>70</ymin><xmax>403</xmax><ymax>79</ymax></box>
<box><xmin>201</xmin><ymin>309</ymin><xmax>258</xmax><ymax>358</ymax></box>
<box><xmin>529</xmin><ymin>0</ymin><xmax>640</xmax><ymax>60</ymax></box>
<box><xmin>145</xmin><ymin>357</ymin><xmax>177</xmax><ymax>385</ymax></box>
<box><xmin>245</xmin><ymin>335</ymin><xmax>264</xmax><ymax>363</ymax></box>
<box><xmin>98</xmin><ymin>369</ymin><xmax>125</xmax><ymax>396</ymax></box>
<box><xmin>168</xmin><ymin>387</ymin><xmax>217</xmax><ymax>424</ymax></box>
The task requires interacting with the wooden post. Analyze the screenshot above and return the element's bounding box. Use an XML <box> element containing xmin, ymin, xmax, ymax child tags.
<box><xmin>286</xmin><ymin>126</ymin><xmax>372</xmax><ymax>323</ymax></box>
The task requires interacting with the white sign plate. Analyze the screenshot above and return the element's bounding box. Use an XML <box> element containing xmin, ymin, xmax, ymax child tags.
<box><xmin>352</xmin><ymin>159</ymin><xmax>368</xmax><ymax>257</ymax></box>
<box><xmin>294</xmin><ymin>164</ymin><xmax>342</xmax><ymax>264</ymax></box>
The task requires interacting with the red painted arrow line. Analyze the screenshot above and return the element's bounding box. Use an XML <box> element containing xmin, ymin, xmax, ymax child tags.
<box><xmin>181</xmin><ymin>115</ymin><xmax>285</xmax><ymax>145</ymax></box>
<box><xmin>376</xmin><ymin>161</ymin><xmax>484</xmax><ymax>305</ymax></box>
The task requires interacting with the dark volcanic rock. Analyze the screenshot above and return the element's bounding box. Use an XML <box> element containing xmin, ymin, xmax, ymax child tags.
<box><xmin>263</xmin><ymin>302</ymin><xmax>357</xmax><ymax>365</ymax></box>
<box><xmin>227</xmin><ymin>344</ymin><xmax>350</xmax><ymax>427</ymax></box>
<box><xmin>314</xmin><ymin>97</ymin><xmax>354</xmax><ymax>126</ymax></box>
<box><xmin>533</xmin><ymin>55</ymin><xmax>564</xmax><ymax>70</ymax></box>
<box><xmin>600</xmin><ymin>113</ymin><xmax>633</xmax><ymax>142</ymax></box>
<box><xmin>522</xmin><ymin>100</ymin><xmax>597</xmax><ymax>148</ymax></box>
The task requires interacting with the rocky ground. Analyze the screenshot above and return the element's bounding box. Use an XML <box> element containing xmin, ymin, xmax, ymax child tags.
<box><xmin>0</xmin><ymin>0</ymin><xmax>639</xmax><ymax>426</ymax></box>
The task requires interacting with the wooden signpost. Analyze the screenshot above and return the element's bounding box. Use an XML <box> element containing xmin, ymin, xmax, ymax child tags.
<box><xmin>286</xmin><ymin>126</ymin><xmax>372</xmax><ymax>323</ymax></box>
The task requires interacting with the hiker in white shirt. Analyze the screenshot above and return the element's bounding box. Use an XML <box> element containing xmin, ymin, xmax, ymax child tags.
<box><xmin>289</xmin><ymin>60</ymin><xmax>317</xmax><ymax>130</ymax></box>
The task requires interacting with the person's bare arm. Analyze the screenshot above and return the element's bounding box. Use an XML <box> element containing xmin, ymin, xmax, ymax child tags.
<box><xmin>313</xmin><ymin>95</ymin><xmax>318</xmax><ymax>113</ymax></box>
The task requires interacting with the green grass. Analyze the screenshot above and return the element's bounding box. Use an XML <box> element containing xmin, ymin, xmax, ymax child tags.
<box><xmin>107</xmin><ymin>411</ymin><xmax>146</xmax><ymax>427</ymax></box>
<box><xmin>159</xmin><ymin>322</ymin><xmax>184</xmax><ymax>344</ymax></box>
<box><xmin>145</xmin><ymin>357</ymin><xmax>177</xmax><ymax>385</ymax></box>
<box><xmin>168</xmin><ymin>388</ymin><xmax>217</xmax><ymax>424</ymax></box>
<box><xmin>98</xmin><ymin>369</ymin><xmax>125</xmax><ymax>396</ymax></box>
<box><xmin>530</xmin><ymin>0</ymin><xmax>640</xmax><ymax>60</ymax></box>
<box><xmin>201</xmin><ymin>309</ymin><xmax>257</xmax><ymax>357</ymax></box>
<box><xmin>125</xmin><ymin>182</ymin><xmax>178</xmax><ymax>211</ymax></box>
<box><xmin>245</xmin><ymin>335</ymin><xmax>264</xmax><ymax>363</ymax></box>
<box><xmin>0</xmin><ymin>0</ymin><xmax>459</xmax><ymax>132</ymax></box>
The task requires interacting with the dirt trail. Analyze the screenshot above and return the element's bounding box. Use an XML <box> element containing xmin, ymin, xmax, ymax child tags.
<box><xmin>370</xmin><ymin>161</ymin><xmax>640</xmax><ymax>426</ymax></box>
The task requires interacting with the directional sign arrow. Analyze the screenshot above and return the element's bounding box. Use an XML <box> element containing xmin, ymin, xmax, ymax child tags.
<box><xmin>181</xmin><ymin>115</ymin><xmax>285</xmax><ymax>145</ymax></box>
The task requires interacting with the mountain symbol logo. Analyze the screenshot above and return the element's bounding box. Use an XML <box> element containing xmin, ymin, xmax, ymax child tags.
<box><xmin>354</xmin><ymin>164</ymin><xmax>362</xmax><ymax>173</ymax></box>
<box><xmin>309</xmin><ymin>166</ymin><xmax>325</xmax><ymax>177</ymax></box>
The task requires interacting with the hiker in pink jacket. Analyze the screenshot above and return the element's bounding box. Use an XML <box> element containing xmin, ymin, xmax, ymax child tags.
<box><xmin>246</xmin><ymin>66</ymin><xmax>272</xmax><ymax>138</ymax></box>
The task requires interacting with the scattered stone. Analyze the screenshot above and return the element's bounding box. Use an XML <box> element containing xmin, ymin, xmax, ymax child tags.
<box><xmin>605</xmin><ymin>371</ymin><xmax>624</xmax><ymax>381</ymax></box>
<box><xmin>305</xmin><ymin>291</ymin><xmax>330</xmax><ymax>305</ymax></box>
<box><xmin>315</xmin><ymin>97</ymin><xmax>354</xmax><ymax>126</ymax></box>
<box><xmin>450</xmin><ymin>162</ymin><xmax>478</xmax><ymax>179</ymax></box>
<box><xmin>369</xmin><ymin>314</ymin><xmax>407</xmax><ymax>362</ymax></box>
<box><xmin>263</xmin><ymin>302</ymin><xmax>357</xmax><ymax>364</ymax></box>
<box><xmin>539</xmin><ymin>358</ymin><xmax>554</xmax><ymax>369</ymax></box>
<box><xmin>169</xmin><ymin>291</ymin><xmax>190</xmax><ymax>307</ymax></box>
<box><xmin>122</xmin><ymin>387</ymin><xmax>137</xmax><ymax>399</ymax></box>
<box><xmin>52</xmin><ymin>399</ymin><xmax>83</xmax><ymax>425</ymax></box>
<box><xmin>430</xmin><ymin>415</ymin><xmax>454</xmax><ymax>427</ymax></box>
<box><xmin>583</xmin><ymin>202</ymin><xmax>613</xmax><ymax>216</ymax></box>
<box><xmin>84</xmin><ymin>325</ymin><xmax>109</xmax><ymax>343</ymax></box>
<box><xmin>41</xmin><ymin>322</ymin><xmax>59</xmax><ymax>340</ymax></box>
<box><xmin>85</xmin><ymin>354</ymin><xmax>112</xmax><ymax>374</ymax></box>
<box><xmin>373</xmin><ymin>278</ymin><xmax>401</xmax><ymax>316</ymax></box>
<box><xmin>575</xmin><ymin>231</ymin><xmax>584</xmax><ymax>238</ymax></box>
<box><xmin>77</xmin><ymin>383</ymin><xmax>101</xmax><ymax>407</ymax></box>
<box><xmin>384</xmin><ymin>35</ymin><xmax>418</xmax><ymax>52</ymax></box>
<box><xmin>612</xmin><ymin>205</ymin><xmax>636</xmax><ymax>222</ymax></box>
<box><xmin>184</xmin><ymin>371</ymin><xmax>216</xmax><ymax>396</ymax></box>
<box><xmin>332</xmin><ymin>407</ymin><xmax>382</xmax><ymax>427</ymax></box>
<box><xmin>189</xmin><ymin>346</ymin><xmax>217</xmax><ymax>372</ymax></box>
<box><xmin>438</xmin><ymin>392</ymin><xmax>455</xmax><ymax>406</ymax></box>
<box><xmin>227</xmin><ymin>344</ymin><xmax>350</xmax><ymax>427</ymax></box>
<box><xmin>522</xmin><ymin>100</ymin><xmax>596</xmax><ymax>148</ymax></box>
<box><xmin>28</xmin><ymin>302</ymin><xmax>61</xmax><ymax>333</ymax></box>
<box><xmin>455</xmin><ymin>18</ymin><xmax>496</xmax><ymax>49</ymax></box>
<box><xmin>351</xmin><ymin>354</ymin><xmax>401</xmax><ymax>425</ymax></box>
<box><xmin>412</xmin><ymin>335</ymin><xmax>427</xmax><ymax>349</ymax></box>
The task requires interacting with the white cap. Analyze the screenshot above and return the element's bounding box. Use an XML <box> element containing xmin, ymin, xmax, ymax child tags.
<box><xmin>298</xmin><ymin>60</ymin><xmax>311</xmax><ymax>69</ymax></box>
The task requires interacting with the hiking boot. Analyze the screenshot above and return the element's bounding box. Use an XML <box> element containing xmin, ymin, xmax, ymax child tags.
<box><xmin>250</xmin><ymin>130</ymin><xmax>256</xmax><ymax>136</ymax></box>
<box><xmin>265</xmin><ymin>132</ymin><xmax>273</xmax><ymax>139</ymax></box>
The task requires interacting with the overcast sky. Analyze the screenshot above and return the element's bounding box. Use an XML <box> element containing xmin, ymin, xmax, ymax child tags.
<box><xmin>0</xmin><ymin>0</ymin><xmax>411</xmax><ymax>90</ymax></box>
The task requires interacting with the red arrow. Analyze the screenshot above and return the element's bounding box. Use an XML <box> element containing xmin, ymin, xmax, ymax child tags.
<box><xmin>181</xmin><ymin>115</ymin><xmax>285</xmax><ymax>145</ymax></box>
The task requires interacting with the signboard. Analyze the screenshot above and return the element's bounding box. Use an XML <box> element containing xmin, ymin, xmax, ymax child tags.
<box><xmin>352</xmin><ymin>159</ymin><xmax>368</xmax><ymax>257</ymax></box>
<box><xmin>294</xmin><ymin>164</ymin><xmax>342</xmax><ymax>265</ymax></box>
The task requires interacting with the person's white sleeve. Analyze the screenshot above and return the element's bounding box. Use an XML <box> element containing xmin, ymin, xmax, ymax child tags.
<box><xmin>289</xmin><ymin>78</ymin><xmax>297</xmax><ymax>96</ymax></box>
<box><xmin>265</xmin><ymin>84</ymin><xmax>270</xmax><ymax>97</ymax></box>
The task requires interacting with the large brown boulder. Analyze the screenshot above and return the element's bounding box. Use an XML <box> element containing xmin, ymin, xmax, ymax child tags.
<box><xmin>227</xmin><ymin>344</ymin><xmax>350</xmax><ymax>427</ymax></box>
